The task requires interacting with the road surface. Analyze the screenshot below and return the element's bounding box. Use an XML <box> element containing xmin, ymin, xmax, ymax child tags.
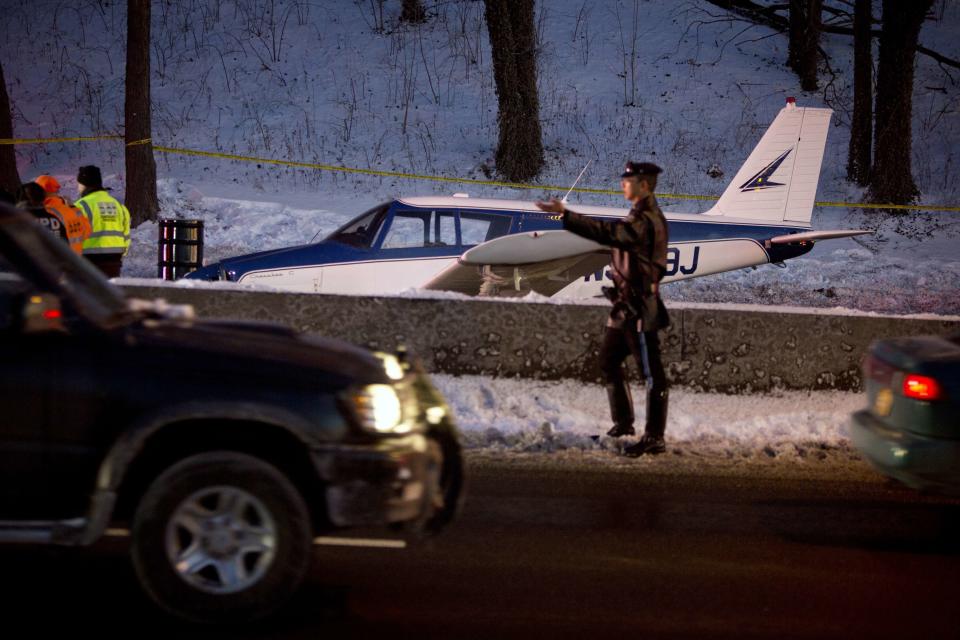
<box><xmin>5</xmin><ymin>454</ymin><xmax>958</xmax><ymax>638</ymax></box>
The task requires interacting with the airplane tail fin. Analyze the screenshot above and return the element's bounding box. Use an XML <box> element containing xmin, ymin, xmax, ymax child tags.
<box><xmin>704</xmin><ymin>99</ymin><xmax>832</xmax><ymax>226</ymax></box>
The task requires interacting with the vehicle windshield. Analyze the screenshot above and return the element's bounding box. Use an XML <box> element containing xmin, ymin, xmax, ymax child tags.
<box><xmin>325</xmin><ymin>202</ymin><xmax>390</xmax><ymax>248</ymax></box>
<box><xmin>0</xmin><ymin>205</ymin><xmax>128</xmax><ymax>326</ymax></box>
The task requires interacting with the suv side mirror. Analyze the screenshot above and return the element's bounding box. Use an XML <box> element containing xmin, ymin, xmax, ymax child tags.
<box><xmin>22</xmin><ymin>293</ymin><xmax>66</xmax><ymax>333</ymax></box>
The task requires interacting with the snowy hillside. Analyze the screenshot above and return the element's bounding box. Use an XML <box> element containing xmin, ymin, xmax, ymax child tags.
<box><xmin>2</xmin><ymin>0</ymin><xmax>958</xmax><ymax>314</ymax></box>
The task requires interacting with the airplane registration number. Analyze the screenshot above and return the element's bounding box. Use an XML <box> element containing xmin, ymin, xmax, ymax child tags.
<box><xmin>583</xmin><ymin>244</ymin><xmax>702</xmax><ymax>282</ymax></box>
<box><xmin>665</xmin><ymin>245</ymin><xmax>700</xmax><ymax>277</ymax></box>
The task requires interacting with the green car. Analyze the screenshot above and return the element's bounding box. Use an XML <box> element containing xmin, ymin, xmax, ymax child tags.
<box><xmin>849</xmin><ymin>334</ymin><xmax>960</xmax><ymax>494</ymax></box>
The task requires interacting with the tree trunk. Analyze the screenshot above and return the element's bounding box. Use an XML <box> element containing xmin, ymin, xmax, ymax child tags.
<box><xmin>0</xmin><ymin>59</ymin><xmax>20</xmax><ymax>195</ymax></box>
<box><xmin>846</xmin><ymin>0</ymin><xmax>872</xmax><ymax>186</ymax></box>
<box><xmin>788</xmin><ymin>0</ymin><xmax>822</xmax><ymax>91</ymax></box>
<box><xmin>867</xmin><ymin>0</ymin><xmax>932</xmax><ymax>205</ymax></box>
<box><xmin>125</xmin><ymin>0</ymin><xmax>159</xmax><ymax>227</ymax></box>
<box><xmin>483</xmin><ymin>0</ymin><xmax>543</xmax><ymax>183</ymax></box>
<box><xmin>400</xmin><ymin>0</ymin><xmax>426</xmax><ymax>23</ymax></box>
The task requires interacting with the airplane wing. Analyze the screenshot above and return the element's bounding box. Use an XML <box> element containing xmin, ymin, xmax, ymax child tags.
<box><xmin>769</xmin><ymin>229</ymin><xmax>871</xmax><ymax>244</ymax></box>
<box><xmin>423</xmin><ymin>230</ymin><xmax>609</xmax><ymax>296</ymax></box>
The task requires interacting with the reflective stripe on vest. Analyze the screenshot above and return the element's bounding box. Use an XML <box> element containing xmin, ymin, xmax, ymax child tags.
<box><xmin>78</xmin><ymin>191</ymin><xmax>130</xmax><ymax>256</ymax></box>
<box><xmin>77</xmin><ymin>199</ymin><xmax>94</xmax><ymax>224</ymax></box>
<box><xmin>44</xmin><ymin>197</ymin><xmax>90</xmax><ymax>256</ymax></box>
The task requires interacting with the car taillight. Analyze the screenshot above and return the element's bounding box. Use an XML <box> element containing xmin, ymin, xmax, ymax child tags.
<box><xmin>902</xmin><ymin>374</ymin><xmax>942</xmax><ymax>401</ymax></box>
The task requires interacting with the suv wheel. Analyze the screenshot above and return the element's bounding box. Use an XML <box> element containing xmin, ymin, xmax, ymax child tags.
<box><xmin>131</xmin><ymin>451</ymin><xmax>312</xmax><ymax>623</ymax></box>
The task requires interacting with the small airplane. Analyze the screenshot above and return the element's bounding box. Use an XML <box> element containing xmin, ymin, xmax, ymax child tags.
<box><xmin>187</xmin><ymin>98</ymin><xmax>869</xmax><ymax>298</ymax></box>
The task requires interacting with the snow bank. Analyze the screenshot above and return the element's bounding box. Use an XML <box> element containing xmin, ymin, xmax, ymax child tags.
<box><xmin>436</xmin><ymin>374</ymin><xmax>865</xmax><ymax>467</ymax></box>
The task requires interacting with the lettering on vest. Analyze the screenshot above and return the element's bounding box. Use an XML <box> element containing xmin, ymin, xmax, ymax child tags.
<box><xmin>39</xmin><ymin>217</ymin><xmax>63</xmax><ymax>232</ymax></box>
<box><xmin>98</xmin><ymin>202</ymin><xmax>119</xmax><ymax>220</ymax></box>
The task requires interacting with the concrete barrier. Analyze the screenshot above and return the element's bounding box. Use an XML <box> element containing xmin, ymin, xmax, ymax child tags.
<box><xmin>120</xmin><ymin>284</ymin><xmax>959</xmax><ymax>392</ymax></box>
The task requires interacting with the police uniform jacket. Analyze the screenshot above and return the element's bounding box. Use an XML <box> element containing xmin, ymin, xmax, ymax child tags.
<box><xmin>25</xmin><ymin>205</ymin><xmax>70</xmax><ymax>245</ymax></box>
<box><xmin>562</xmin><ymin>194</ymin><xmax>671</xmax><ymax>331</ymax></box>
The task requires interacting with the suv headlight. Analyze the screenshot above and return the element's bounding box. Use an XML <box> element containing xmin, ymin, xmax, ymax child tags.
<box><xmin>377</xmin><ymin>352</ymin><xmax>405</xmax><ymax>381</ymax></box>
<box><xmin>351</xmin><ymin>384</ymin><xmax>409</xmax><ymax>434</ymax></box>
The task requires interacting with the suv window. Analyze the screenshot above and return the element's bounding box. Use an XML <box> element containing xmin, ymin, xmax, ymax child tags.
<box><xmin>382</xmin><ymin>210</ymin><xmax>456</xmax><ymax>249</ymax></box>
<box><xmin>460</xmin><ymin>212</ymin><xmax>513</xmax><ymax>246</ymax></box>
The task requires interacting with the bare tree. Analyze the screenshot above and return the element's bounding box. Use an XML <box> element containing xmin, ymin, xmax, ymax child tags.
<box><xmin>615</xmin><ymin>0</ymin><xmax>641</xmax><ymax>107</ymax></box>
<box><xmin>0</xmin><ymin>60</ymin><xmax>20</xmax><ymax>195</ymax></box>
<box><xmin>483</xmin><ymin>0</ymin><xmax>543</xmax><ymax>182</ymax></box>
<box><xmin>703</xmin><ymin>1</ymin><xmax>959</xmax><ymax>71</ymax></box>
<box><xmin>400</xmin><ymin>0</ymin><xmax>427</xmax><ymax>24</ymax></box>
<box><xmin>125</xmin><ymin>0</ymin><xmax>159</xmax><ymax>226</ymax></box>
<box><xmin>846</xmin><ymin>0</ymin><xmax>872</xmax><ymax>186</ymax></box>
<box><xmin>788</xmin><ymin>0</ymin><xmax>822</xmax><ymax>91</ymax></box>
<box><xmin>867</xmin><ymin>0</ymin><xmax>933</xmax><ymax>205</ymax></box>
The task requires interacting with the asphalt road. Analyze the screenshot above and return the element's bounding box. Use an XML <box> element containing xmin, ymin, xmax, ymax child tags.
<box><xmin>5</xmin><ymin>457</ymin><xmax>960</xmax><ymax>639</ymax></box>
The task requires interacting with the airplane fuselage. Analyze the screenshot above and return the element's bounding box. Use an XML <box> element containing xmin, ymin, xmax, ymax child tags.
<box><xmin>185</xmin><ymin>104</ymin><xmax>869</xmax><ymax>297</ymax></box>
<box><xmin>188</xmin><ymin>197</ymin><xmax>813</xmax><ymax>297</ymax></box>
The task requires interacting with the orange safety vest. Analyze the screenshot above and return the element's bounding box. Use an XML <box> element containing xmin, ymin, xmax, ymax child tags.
<box><xmin>44</xmin><ymin>196</ymin><xmax>91</xmax><ymax>255</ymax></box>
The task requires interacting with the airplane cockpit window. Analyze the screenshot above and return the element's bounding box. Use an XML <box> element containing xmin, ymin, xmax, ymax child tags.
<box><xmin>382</xmin><ymin>210</ymin><xmax>456</xmax><ymax>249</ymax></box>
<box><xmin>460</xmin><ymin>212</ymin><xmax>513</xmax><ymax>246</ymax></box>
<box><xmin>325</xmin><ymin>202</ymin><xmax>389</xmax><ymax>248</ymax></box>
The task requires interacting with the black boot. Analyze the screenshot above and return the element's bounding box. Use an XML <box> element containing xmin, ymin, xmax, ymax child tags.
<box><xmin>623</xmin><ymin>433</ymin><xmax>666</xmax><ymax>457</ymax></box>
<box><xmin>605</xmin><ymin>383</ymin><xmax>635</xmax><ymax>437</ymax></box>
<box><xmin>623</xmin><ymin>389</ymin><xmax>669</xmax><ymax>457</ymax></box>
<box><xmin>645</xmin><ymin>388</ymin><xmax>669</xmax><ymax>438</ymax></box>
<box><xmin>607</xmin><ymin>423</ymin><xmax>636</xmax><ymax>438</ymax></box>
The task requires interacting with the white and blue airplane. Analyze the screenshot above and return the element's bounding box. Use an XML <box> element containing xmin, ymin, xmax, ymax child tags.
<box><xmin>187</xmin><ymin>99</ymin><xmax>869</xmax><ymax>297</ymax></box>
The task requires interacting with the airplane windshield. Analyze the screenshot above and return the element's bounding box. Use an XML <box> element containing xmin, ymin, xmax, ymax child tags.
<box><xmin>325</xmin><ymin>202</ymin><xmax>389</xmax><ymax>248</ymax></box>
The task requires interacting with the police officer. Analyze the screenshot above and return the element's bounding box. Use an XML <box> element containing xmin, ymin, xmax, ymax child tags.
<box><xmin>536</xmin><ymin>161</ymin><xmax>670</xmax><ymax>456</ymax></box>
<box><xmin>75</xmin><ymin>165</ymin><xmax>130</xmax><ymax>277</ymax></box>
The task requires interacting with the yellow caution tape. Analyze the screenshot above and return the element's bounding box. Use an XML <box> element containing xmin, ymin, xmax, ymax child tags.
<box><xmin>153</xmin><ymin>145</ymin><xmax>960</xmax><ymax>211</ymax></box>
<box><xmin>812</xmin><ymin>199</ymin><xmax>960</xmax><ymax>212</ymax></box>
<box><xmin>2</xmin><ymin>135</ymin><xmax>958</xmax><ymax>212</ymax></box>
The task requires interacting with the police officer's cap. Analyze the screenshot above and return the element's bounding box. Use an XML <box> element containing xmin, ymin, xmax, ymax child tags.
<box><xmin>621</xmin><ymin>161</ymin><xmax>663</xmax><ymax>179</ymax></box>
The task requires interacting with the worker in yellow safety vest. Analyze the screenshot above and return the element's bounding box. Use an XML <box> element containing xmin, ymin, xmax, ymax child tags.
<box><xmin>75</xmin><ymin>165</ymin><xmax>130</xmax><ymax>277</ymax></box>
<box><xmin>35</xmin><ymin>174</ymin><xmax>91</xmax><ymax>256</ymax></box>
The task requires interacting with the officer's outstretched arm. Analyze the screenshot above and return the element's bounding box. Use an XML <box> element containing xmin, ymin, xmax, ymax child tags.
<box><xmin>562</xmin><ymin>208</ymin><xmax>645</xmax><ymax>249</ymax></box>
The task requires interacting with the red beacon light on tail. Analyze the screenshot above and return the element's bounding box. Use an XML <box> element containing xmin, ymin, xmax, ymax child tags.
<box><xmin>786</xmin><ymin>97</ymin><xmax>797</xmax><ymax>109</ymax></box>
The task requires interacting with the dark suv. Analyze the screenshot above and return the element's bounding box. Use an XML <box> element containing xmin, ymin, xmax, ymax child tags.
<box><xmin>0</xmin><ymin>204</ymin><xmax>462</xmax><ymax>622</ymax></box>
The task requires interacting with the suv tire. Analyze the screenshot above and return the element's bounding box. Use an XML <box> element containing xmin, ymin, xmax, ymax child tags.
<box><xmin>131</xmin><ymin>451</ymin><xmax>312</xmax><ymax>623</ymax></box>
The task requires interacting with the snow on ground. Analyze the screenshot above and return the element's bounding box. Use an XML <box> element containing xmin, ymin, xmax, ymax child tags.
<box><xmin>3</xmin><ymin>1</ymin><xmax>959</xmax><ymax>316</ymax></box>
<box><xmin>435</xmin><ymin>374</ymin><xmax>869</xmax><ymax>476</ymax></box>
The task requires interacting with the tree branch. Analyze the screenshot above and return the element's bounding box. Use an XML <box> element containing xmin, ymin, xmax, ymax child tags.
<box><xmin>703</xmin><ymin>0</ymin><xmax>788</xmax><ymax>31</ymax></box>
<box><xmin>703</xmin><ymin>0</ymin><xmax>960</xmax><ymax>69</ymax></box>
